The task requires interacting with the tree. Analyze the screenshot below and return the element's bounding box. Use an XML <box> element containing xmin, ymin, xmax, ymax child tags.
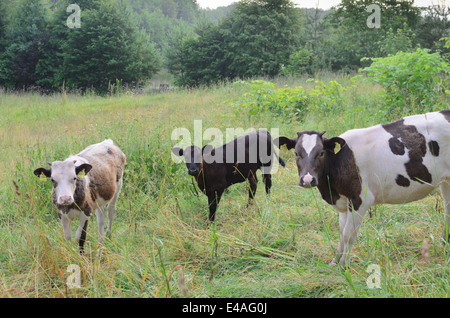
<box><xmin>0</xmin><ymin>0</ymin><xmax>49</xmax><ymax>89</ymax></box>
<box><xmin>281</xmin><ymin>46</ymin><xmax>312</xmax><ymax>76</ymax></box>
<box><xmin>164</xmin><ymin>25</ymin><xmax>191</xmax><ymax>86</ymax></box>
<box><xmin>166</xmin><ymin>0</ymin><xmax>302</xmax><ymax>86</ymax></box>
<box><xmin>127</xmin><ymin>29</ymin><xmax>161</xmax><ymax>89</ymax></box>
<box><xmin>379</xmin><ymin>24</ymin><xmax>415</xmax><ymax>56</ymax></box>
<box><xmin>223</xmin><ymin>0</ymin><xmax>301</xmax><ymax>78</ymax></box>
<box><xmin>57</xmin><ymin>0</ymin><xmax>160</xmax><ymax>92</ymax></box>
<box><xmin>328</xmin><ymin>0</ymin><xmax>421</xmax><ymax>71</ymax></box>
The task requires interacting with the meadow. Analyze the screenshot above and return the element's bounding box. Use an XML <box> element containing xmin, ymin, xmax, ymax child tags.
<box><xmin>1</xmin><ymin>74</ymin><xmax>449</xmax><ymax>298</ymax></box>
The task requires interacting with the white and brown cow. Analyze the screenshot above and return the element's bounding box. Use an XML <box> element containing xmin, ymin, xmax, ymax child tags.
<box><xmin>276</xmin><ymin>110</ymin><xmax>450</xmax><ymax>267</ymax></box>
<box><xmin>33</xmin><ymin>139</ymin><xmax>126</xmax><ymax>253</ymax></box>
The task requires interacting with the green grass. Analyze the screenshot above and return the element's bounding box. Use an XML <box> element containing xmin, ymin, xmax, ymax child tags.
<box><xmin>1</xmin><ymin>76</ymin><xmax>449</xmax><ymax>298</ymax></box>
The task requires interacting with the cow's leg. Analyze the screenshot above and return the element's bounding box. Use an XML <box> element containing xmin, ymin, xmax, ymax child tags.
<box><xmin>207</xmin><ymin>189</ymin><xmax>224</xmax><ymax>222</ymax></box>
<box><xmin>75</xmin><ymin>214</ymin><xmax>89</xmax><ymax>253</ymax></box>
<box><xmin>440</xmin><ymin>180</ymin><xmax>450</xmax><ymax>243</ymax></box>
<box><xmin>106</xmin><ymin>178</ymin><xmax>122</xmax><ymax>237</ymax></box>
<box><xmin>262</xmin><ymin>173</ymin><xmax>272</xmax><ymax>194</ymax></box>
<box><xmin>60</xmin><ymin>213</ymin><xmax>72</xmax><ymax>241</ymax></box>
<box><xmin>337</xmin><ymin>196</ymin><xmax>373</xmax><ymax>268</ymax></box>
<box><xmin>96</xmin><ymin>206</ymin><xmax>106</xmax><ymax>243</ymax></box>
<box><xmin>335</xmin><ymin>211</ymin><xmax>348</xmax><ymax>261</ymax></box>
<box><xmin>248</xmin><ymin>172</ymin><xmax>258</xmax><ymax>204</ymax></box>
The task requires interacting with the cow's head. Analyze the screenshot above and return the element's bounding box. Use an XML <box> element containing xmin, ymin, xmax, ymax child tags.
<box><xmin>172</xmin><ymin>145</ymin><xmax>213</xmax><ymax>176</ymax></box>
<box><xmin>276</xmin><ymin>131</ymin><xmax>346</xmax><ymax>188</ymax></box>
<box><xmin>34</xmin><ymin>160</ymin><xmax>92</xmax><ymax>205</ymax></box>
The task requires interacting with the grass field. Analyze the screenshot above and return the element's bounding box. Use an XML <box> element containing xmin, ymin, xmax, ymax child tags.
<box><xmin>1</xmin><ymin>75</ymin><xmax>450</xmax><ymax>298</ymax></box>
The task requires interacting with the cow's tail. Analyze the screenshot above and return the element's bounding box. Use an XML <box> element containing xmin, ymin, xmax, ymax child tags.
<box><xmin>275</xmin><ymin>151</ymin><xmax>286</xmax><ymax>167</ymax></box>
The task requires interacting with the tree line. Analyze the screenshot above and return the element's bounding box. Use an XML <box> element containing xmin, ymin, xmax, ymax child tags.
<box><xmin>0</xmin><ymin>0</ymin><xmax>449</xmax><ymax>92</ymax></box>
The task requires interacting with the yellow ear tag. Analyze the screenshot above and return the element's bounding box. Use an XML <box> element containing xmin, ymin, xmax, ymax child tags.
<box><xmin>77</xmin><ymin>169</ymin><xmax>87</xmax><ymax>179</ymax></box>
<box><xmin>39</xmin><ymin>172</ymin><xmax>47</xmax><ymax>181</ymax></box>
<box><xmin>334</xmin><ymin>142</ymin><xmax>341</xmax><ymax>154</ymax></box>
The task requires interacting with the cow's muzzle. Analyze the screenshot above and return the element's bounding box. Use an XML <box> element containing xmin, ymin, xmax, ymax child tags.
<box><xmin>188</xmin><ymin>168</ymin><xmax>199</xmax><ymax>176</ymax></box>
<box><xmin>58</xmin><ymin>195</ymin><xmax>74</xmax><ymax>205</ymax></box>
<box><xmin>299</xmin><ymin>174</ymin><xmax>317</xmax><ymax>188</ymax></box>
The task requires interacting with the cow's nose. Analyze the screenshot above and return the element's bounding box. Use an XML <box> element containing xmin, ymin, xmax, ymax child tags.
<box><xmin>299</xmin><ymin>174</ymin><xmax>316</xmax><ymax>188</ymax></box>
<box><xmin>188</xmin><ymin>168</ymin><xmax>199</xmax><ymax>176</ymax></box>
<box><xmin>59</xmin><ymin>195</ymin><xmax>74</xmax><ymax>205</ymax></box>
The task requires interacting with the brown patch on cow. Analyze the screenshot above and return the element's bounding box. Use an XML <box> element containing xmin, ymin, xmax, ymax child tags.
<box><xmin>395</xmin><ymin>174</ymin><xmax>410</xmax><ymax>187</ymax></box>
<box><xmin>382</xmin><ymin>119</ymin><xmax>432</xmax><ymax>185</ymax></box>
<box><xmin>440</xmin><ymin>110</ymin><xmax>450</xmax><ymax>123</ymax></box>
<box><xmin>319</xmin><ymin>136</ymin><xmax>363</xmax><ymax>211</ymax></box>
<box><xmin>428</xmin><ymin>140</ymin><xmax>440</xmax><ymax>157</ymax></box>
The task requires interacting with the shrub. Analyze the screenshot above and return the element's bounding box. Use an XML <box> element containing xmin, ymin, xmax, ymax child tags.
<box><xmin>281</xmin><ymin>47</ymin><xmax>312</xmax><ymax>76</ymax></box>
<box><xmin>358</xmin><ymin>48</ymin><xmax>450</xmax><ymax>118</ymax></box>
<box><xmin>307</xmin><ymin>79</ymin><xmax>348</xmax><ymax>114</ymax></box>
<box><xmin>230</xmin><ymin>80</ymin><xmax>308</xmax><ymax>122</ymax></box>
<box><xmin>230</xmin><ymin>79</ymin><xmax>351</xmax><ymax>122</ymax></box>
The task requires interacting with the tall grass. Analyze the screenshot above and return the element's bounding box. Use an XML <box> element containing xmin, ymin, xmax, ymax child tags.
<box><xmin>0</xmin><ymin>76</ymin><xmax>449</xmax><ymax>297</ymax></box>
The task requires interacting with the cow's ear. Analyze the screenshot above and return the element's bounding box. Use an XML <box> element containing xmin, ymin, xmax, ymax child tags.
<box><xmin>34</xmin><ymin>167</ymin><xmax>51</xmax><ymax>181</ymax></box>
<box><xmin>202</xmin><ymin>144</ymin><xmax>213</xmax><ymax>154</ymax></box>
<box><xmin>172</xmin><ymin>147</ymin><xmax>183</xmax><ymax>156</ymax></box>
<box><xmin>275</xmin><ymin>136</ymin><xmax>297</xmax><ymax>150</ymax></box>
<box><xmin>323</xmin><ymin>137</ymin><xmax>346</xmax><ymax>155</ymax></box>
<box><xmin>76</xmin><ymin>163</ymin><xmax>92</xmax><ymax>179</ymax></box>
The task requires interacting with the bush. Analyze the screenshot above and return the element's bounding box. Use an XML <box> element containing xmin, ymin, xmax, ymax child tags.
<box><xmin>281</xmin><ymin>47</ymin><xmax>312</xmax><ymax>76</ymax></box>
<box><xmin>307</xmin><ymin>79</ymin><xmax>348</xmax><ymax>114</ymax></box>
<box><xmin>358</xmin><ymin>48</ymin><xmax>450</xmax><ymax>118</ymax></box>
<box><xmin>230</xmin><ymin>79</ymin><xmax>351</xmax><ymax>122</ymax></box>
<box><xmin>230</xmin><ymin>80</ymin><xmax>308</xmax><ymax>122</ymax></box>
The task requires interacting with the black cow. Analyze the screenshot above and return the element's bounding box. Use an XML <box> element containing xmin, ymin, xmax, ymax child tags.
<box><xmin>172</xmin><ymin>129</ymin><xmax>285</xmax><ymax>222</ymax></box>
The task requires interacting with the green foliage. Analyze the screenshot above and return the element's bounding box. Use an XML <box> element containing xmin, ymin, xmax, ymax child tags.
<box><xmin>166</xmin><ymin>0</ymin><xmax>302</xmax><ymax>87</ymax></box>
<box><xmin>359</xmin><ymin>48</ymin><xmax>450</xmax><ymax>118</ymax></box>
<box><xmin>0</xmin><ymin>0</ymin><xmax>49</xmax><ymax>89</ymax></box>
<box><xmin>58</xmin><ymin>0</ymin><xmax>160</xmax><ymax>93</ymax></box>
<box><xmin>327</xmin><ymin>0</ymin><xmax>421</xmax><ymax>71</ymax></box>
<box><xmin>230</xmin><ymin>79</ymin><xmax>349</xmax><ymax>122</ymax></box>
<box><xmin>415</xmin><ymin>5</ymin><xmax>450</xmax><ymax>55</ymax></box>
<box><xmin>307</xmin><ymin>79</ymin><xmax>348</xmax><ymax>114</ymax></box>
<box><xmin>230</xmin><ymin>80</ymin><xmax>308</xmax><ymax>122</ymax></box>
<box><xmin>378</xmin><ymin>24</ymin><xmax>415</xmax><ymax>56</ymax></box>
<box><xmin>127</xmin><ymin>0</ymin><xmax>201</xmax><ymax>54</ymax></box>
<box><xmin>281</xmin><ymin>47</ymin><xmax>312</xmax><ymax>76</ymax></box>
<box><xmin>0</xmin><ymin>0</ymin><xmax>161</xmax><ymax>92</ymax></box>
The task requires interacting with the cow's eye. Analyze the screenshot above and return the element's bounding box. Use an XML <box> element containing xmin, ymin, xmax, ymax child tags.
<box><xmin>319</xmin><ymin>151</ymin><xmax>324</xmax><ymax>157</ymax></box>
<box><xmin>73</xmin><ymin>177</ymin><xmax>77</xmax><ymax>181</ymax></box>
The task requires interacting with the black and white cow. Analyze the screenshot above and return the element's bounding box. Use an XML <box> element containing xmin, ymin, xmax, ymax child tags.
<box><xmin>34</xmin><ymin>139</ymin><xmax>126</xmax><ymax>253</ymax></box>
<box><xmin>276</xmin><ymin>110</ymin><xmax>450</xmax><ymax>267</ymax></box>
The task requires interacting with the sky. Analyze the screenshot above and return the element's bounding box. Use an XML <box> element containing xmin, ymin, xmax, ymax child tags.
<box><xmin>197</xmin><ymin>0</ymin><xmax>442</xmax><ymax>10</ymax></box>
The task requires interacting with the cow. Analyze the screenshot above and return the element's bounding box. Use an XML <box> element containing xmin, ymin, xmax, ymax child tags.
<box><xmin>276</xmin><ymin>110</ymin><xmax>450</xmax><ymax>267</ymax></box>
<box><xmin>33</xmin><ymin>139</ymin><xmax>126</xmax><ymax>253</ymax></box>
<box><xmin>172</xmin><ymin>129</ymin><xmax>285</xmax><ymax>222</ymax></box>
